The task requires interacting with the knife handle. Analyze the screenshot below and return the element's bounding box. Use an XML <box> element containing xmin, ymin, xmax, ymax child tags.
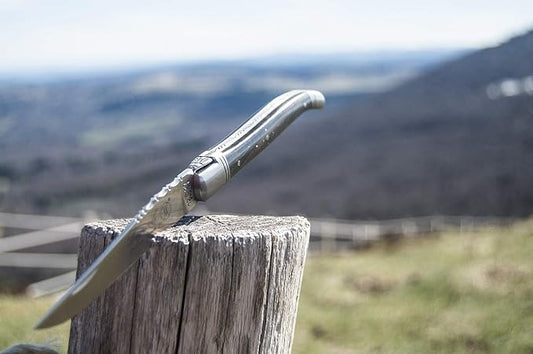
<box><xmin>190</xmin><ymin>89</ymin><xmax>325</xmax><ymax>201</ymax></box>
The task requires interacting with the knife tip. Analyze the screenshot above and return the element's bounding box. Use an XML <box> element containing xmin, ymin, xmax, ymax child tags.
<box><xmin>34</xmin><ymin>312</ymin><xmax>68</xmax><ymax>330</ymax></box>
<box><xmin>34</xmin><ymin>295</ymin><xmax>70</xmax><ymax>330</ymax></box>
<box><xmin>34</xmin><ymin>317</ymin><xmax>50</xmax><ymax>330</ymax></box>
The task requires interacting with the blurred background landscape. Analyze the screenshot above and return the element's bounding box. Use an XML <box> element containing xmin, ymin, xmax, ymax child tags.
<box><xmin>0</xmin><ymin>47</ymin><xmax>472</xmax><ymax>218</ymax></box>
<box><xmin>2</xmin><ymin>32</ymin><xmax>533</xmax><ymax>220</ymax></box>
<box><xmin>0</xmin><ymin>0</ymin><xmax>532</xmax><ymax>352</ymax></box>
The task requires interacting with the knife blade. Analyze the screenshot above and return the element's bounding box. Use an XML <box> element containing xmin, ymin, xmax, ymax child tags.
<box><xmin>35</xmin><ymin>89</ymin><xmax>325</xmax><ymax>329</ymax></box>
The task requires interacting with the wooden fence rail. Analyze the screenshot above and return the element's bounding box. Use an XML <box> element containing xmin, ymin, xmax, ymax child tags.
<box><xmin>0</xmin><ymin>253</ymin><xmax>77</xmax><ymax>268</ymax></box>
<box><xmin>0</xmin><ymin>224</ymin><xmax>81</xmax><ymax>253</ymax></box>
<box><xmin>308</xmin><ymin>215</ymin><xmax>512</xmax><ymax>252</ymax></box>
<box><xmin>26</xmin><ymin>271</ymin><xmax>76</xmax><ymax>298</ymax></box>
<box><xmin>0</xmin><ymin>212</ymin><xmax>80</xmax><ymax>230</ymax></box>
<box><xmin>0</xmin><ymin>212</ymin><xmax>513</xmax><ymax>297</ymax></box>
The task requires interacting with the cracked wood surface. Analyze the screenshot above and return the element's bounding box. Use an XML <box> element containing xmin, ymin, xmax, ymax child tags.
<box><xmin>68</xmin><ymin>215</ymin><xmax>310</xmax><ymax>354</ymax></box>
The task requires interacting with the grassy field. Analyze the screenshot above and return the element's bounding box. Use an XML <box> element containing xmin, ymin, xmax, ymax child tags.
<box><xmin>0</xmin><ymin>220</ymin><xmax>531</xmax><ymax>353</ymax></box>
<box><xmin>0</xmin><ymin>295</ymin><xmax>69</xmax><ymax>352</ymax></box>
<box><xmin>294</xmin><ymin>220</ymin><xmax>533</xmax><ymax>353</ymax></box>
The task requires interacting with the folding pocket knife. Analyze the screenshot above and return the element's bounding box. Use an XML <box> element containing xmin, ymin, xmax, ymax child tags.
<box><xmin>36</xmin><ymin>89</ymin><xmax>325</xmax><ymax>328</ymax></box>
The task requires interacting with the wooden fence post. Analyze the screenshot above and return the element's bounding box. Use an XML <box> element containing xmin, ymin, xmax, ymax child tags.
<box><xmin>68</xmin><ymin>215</ymin><xmax>310</xmax><ymax>354</ymax></box>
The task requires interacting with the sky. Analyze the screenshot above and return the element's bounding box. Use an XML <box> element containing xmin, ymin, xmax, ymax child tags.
<box><xmin>0</xmin><ymin>0</ymin><xmax>532</xmax><ymax>73</ymax></box>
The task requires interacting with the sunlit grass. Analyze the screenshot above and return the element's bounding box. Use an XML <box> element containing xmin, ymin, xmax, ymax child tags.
<box><xmin>0</xmin><ymin>220</ymin><xmax>531</xmax><ymax>353</ymax></box>
<box><xmin>293</xmin><ymin>219</ymin><xmax>533</xmax><ymax>353</ymax></box>
<box><xmin>0</xmin><ymin>295</ymin><xmax>69</xmax><ymax>352</ymax></box>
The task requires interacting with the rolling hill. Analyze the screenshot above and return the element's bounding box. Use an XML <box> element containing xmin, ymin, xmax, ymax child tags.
<box><xmin>0</xmin><ymin>50</ymin><xmax>460</xmax><ymax>218</ymax></box>
<box><xmin>206</xmin><ymin>30</ymin><xmax>533</xmax><ymax>219</ymax></box>
<box><xmin>1</xmin><ymin>31</ymin><xmax>531</xmax><ymax>220</ymax></box>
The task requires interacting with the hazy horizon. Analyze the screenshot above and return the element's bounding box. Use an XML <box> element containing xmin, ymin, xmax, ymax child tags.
<box><xmin>1</xmin><ymin>0</ymin><xmax>531</xmax><ymax>75</ymax></box>
<box><xmin>0</xmin><ymin>47</ymin><xmax>472</xmax><ymax>82</ymax></box>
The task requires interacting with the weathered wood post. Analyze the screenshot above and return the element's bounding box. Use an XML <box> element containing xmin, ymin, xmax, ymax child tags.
<box><xmin>68</xmin><ymin>215</ymin><xmax>310</xmax><ymax>353</ymax></box>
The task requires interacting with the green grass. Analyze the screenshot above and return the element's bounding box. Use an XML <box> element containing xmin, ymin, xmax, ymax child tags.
<box><xmin>294</xmin><ymin>220</ymin><xmax>533</xmax><ymax>353</ymax></box>
<box><xmin>0</xmin><ymin>295</ymin><xmax>69</xmax><ymax>352</ymax></box>
<box><xmin>0</xmin><ymin>220</ymin><xmax>531</xmax><ymax>353</ymax></box>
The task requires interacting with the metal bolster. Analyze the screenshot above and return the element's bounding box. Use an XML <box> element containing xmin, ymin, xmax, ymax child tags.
<box><xmin>189</xmin><ymin>150</ymin><xmax>230</xmax><ymax>202</ymax></box>
<box><xmin>210</xmin><ymin>149</ymin><xmax>231</xmax><ymax>183</ymax></box>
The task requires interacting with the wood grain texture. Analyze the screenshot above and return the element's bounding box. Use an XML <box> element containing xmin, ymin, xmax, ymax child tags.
<box><xmin>68</xmin><ymin>215</ymin><xmax>310</xmax><ymax>354</ymax></box>
<box><xmin>68</xmin><ymin>223</ymin><xmax>107</xmax><ymax>354</ymax></box>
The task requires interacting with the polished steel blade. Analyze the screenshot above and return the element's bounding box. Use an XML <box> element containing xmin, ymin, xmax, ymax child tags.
<box><xmin>35</xmin><ymin>168</ymin><xmax>197</xmax><ymax>329</ymax></box>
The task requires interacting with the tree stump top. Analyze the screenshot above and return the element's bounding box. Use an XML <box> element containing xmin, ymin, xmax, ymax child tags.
<box><xmin>84</xmin><ymin>214</ymin><xmax>309</xmax><ymax>244</ymax></box>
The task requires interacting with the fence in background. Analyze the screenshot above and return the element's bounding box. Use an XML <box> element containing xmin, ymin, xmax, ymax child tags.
<box><xmin>0</xmin><ymin>212</ymin><xmax>513</xmax><ymax>297</ymax></box>
<box><xmin>308</xmin><ymin>215</ymin><xmax>512</xmax><ymax>252</ymax></box>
